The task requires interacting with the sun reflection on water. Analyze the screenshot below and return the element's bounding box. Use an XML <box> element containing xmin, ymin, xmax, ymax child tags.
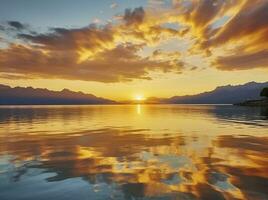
<box><xmin>0</xmin><ymin>105</ymin><xmax>267</xmax><ymax>200</ymax></box>
<box><xmin>136</xmin><ymin>104</ymin><xmax>142</xmax><ymax>115</ymax></box>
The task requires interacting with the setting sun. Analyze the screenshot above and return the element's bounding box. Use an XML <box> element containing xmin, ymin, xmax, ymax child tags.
<box><xmin>0</xmin><ymin>1</ymin><xmax>268</xmax><ymax>200</ymax></box>
<box><xmin>134</xmin><ymin>94</ymin><xmax>145</xmax><ymax>101</ymax></box>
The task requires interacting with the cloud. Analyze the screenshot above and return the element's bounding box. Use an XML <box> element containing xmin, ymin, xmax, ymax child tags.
<box><xmin>0</xmin><ymin>21</ymin><xmax>35</xmax><ymax>37</ymax></box>
<box><xmin>114</xmin><ymin>7</ymin><xmax>180</xmax><ymax>45</ymax></box>
<box><xmin>168</xmin><ymin>0</ymin><xmax>244</xmax><ymax>49</ymax></box>
<box><xmin>1</xmin><ymin>1</ymin><xmax>268</xmax><ymax>82</ymax></box>
<box><xmin>0</xmin><ymin>42</ymin><xmax>183</xmax><ymax>82</ymax></box>
<box><xmin>214</xmin><ymin>50</ymin><xmax>268</xmax><ymax>70</ymax></box>
<box><xmin>110</xmin><ymin>2</ymin><xmax>118</xmax><ymax>9</ymax></box>
<box><xmin>18</xmin><ymin>25</ymin><xmax>115</xmax><ymax>52</ymax></box>
<box><xmin>151</xmin><ymin>49</ymin><xmax>181</xmax><ymax>61</ymax></box>
<box><xmin>7</xmin><ymin>21</ymin><xmax>26</xmax><ymax>30</ymax></box>
<box><xmin>123</xmin><ymin>7</ymin><xmax>145</xmax><ymax>26</ymax></box>
<box><xmin>183</xmin><ymin>0</ymin><xmax>232</xmax><ymax>28</ymax></box>
<box><xmin>0</xmin><ymin>6</ymin><xmax>188</xmax><ymax>83</ymax></box>
<box><xmin>203</xmin><ymin>0</ymin><xmax>268</xmax><ymax>70</ymax></box>
<box><xmin>0</xmin><ymin>25</ymin><xmax>5</xmax><ymax>31</ymax></box>
<box><xmin>169</xmin><ymin>0</ymin><xmax>268</xmax><ymax>71</ymax></box>
<box><xmin>204</xmin><ymin>0</ymin><xmax>268</xmax><ymax>48</ymax></box>
<box><xmin>92</xmin><ymin>18</ymin><xmax>102</xmax><ymax>24</ymax></box>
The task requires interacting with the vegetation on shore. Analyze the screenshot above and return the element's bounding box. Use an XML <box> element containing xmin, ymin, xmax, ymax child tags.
<box><xmin>234</xmin><ymin>87</ymin><xmax>268</xmax><ymax>106</ymax></box>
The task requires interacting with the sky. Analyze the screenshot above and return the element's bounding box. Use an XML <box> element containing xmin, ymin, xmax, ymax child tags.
<box><xmin>0</xmin><ymin>0</ymin><xmax>267</xmax><ymax>101</ymax></box>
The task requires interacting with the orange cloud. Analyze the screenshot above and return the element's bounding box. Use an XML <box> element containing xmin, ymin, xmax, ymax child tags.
<box><xmin>19</xmin><ymin>25</ymin><xmax>115</xmax><ymax>52</ymax></box>
<box><xmin>0</xmin><ymin>42</ymin><xmax>183</xmax><ymax>82</ymax></box>
<box><xmin>214</xmin><ymin>50</ymin><xmax>268</xmax><ymax>70</ymax></box>
<box><xmin>0</xmin><ymin>1</ymin><xmax>267</xmax><ymax>83</ymax></box>
<box><xmin>0</xmin><ymin>6</ymin><xmax>186</xmax><ymax>82</ymax></box>
<box><xmin>170</xmin><ymin>0</ymin><xmax>268</xmax><ymax>71</ymax></box>
<box><xmin>203</xmin><ymin>0</ymin><xmax>268</xmax><ymax>48</ymax></box>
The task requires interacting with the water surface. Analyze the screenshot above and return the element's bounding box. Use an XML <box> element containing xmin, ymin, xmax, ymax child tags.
<box><xmin>0</xmin><ymin>105</ymin><xmax>267</xmax><ymax>200</ymax></box>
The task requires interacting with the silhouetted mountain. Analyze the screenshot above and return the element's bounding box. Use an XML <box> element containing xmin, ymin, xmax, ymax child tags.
<box><xmin>158</xmin><ymin>81</ymin><xmax>268</xmax><ymax>104</ymax></box>
<box><xmin>0</xmin><ymin>85</ymin><xmax>116</xmax><ymax>105</ymax></box>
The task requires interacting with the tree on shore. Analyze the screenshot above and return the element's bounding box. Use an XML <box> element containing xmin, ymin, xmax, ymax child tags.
<box><xmin>260</xmin><ymin>87</ymin><xmax>268</xmax><ymax>98</ymax></box>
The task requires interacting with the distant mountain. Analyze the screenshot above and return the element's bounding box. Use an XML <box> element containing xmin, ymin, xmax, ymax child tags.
<box><xmin>156</xmin><ymin>81</ymin><xmax>268</xmax><ymax>104</ymax></box>
<box><xmin>1</xmin><ymin>81</ymin><xmax>267</xmax><ymax>105</ymax></box>
<box><xmin>0</xmin><ymin>85</ymin><xmax>116</xmax><ymax>105</ymax></box>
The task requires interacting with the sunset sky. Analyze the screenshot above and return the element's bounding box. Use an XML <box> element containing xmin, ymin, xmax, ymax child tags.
<box><xmin>0</xmin><ymin>0</ymin><xmax>267</xmax><ymax>100</ymax></box>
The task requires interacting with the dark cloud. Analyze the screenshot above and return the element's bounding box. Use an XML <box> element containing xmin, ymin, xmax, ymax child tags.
<box><xmin>123</xmin><ymin>7</ymin><xmax>145</xmax><ymax>26</ymax></box>
<box><xmin>18</xmin><ymin>24</ymin><xmax>115</xmax><ymax>51</ymax></box>
<box><xmin>7</xmin><ymin>21</ymin><xmax>25</xmax><ymax>30</ymax></box>
<box><xmin>0</xmin><ymin>21</ymin><xmax>33</xmax><ymax>38</ymax></box>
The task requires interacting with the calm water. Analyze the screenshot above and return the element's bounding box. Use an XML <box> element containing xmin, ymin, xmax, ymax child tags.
<box><xmin>0</xmin><ymin>105</ymin><xmax>267</xmax><ymax>200</ymax></box>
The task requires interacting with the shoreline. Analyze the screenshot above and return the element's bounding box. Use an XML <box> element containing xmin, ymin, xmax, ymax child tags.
<box><xmin>234</xmin><ymin>99</ymin><xmax>268</xmax><ymax>107</ymax></box>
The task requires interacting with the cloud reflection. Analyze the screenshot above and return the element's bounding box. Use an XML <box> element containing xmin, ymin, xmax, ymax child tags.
<box><xmin>0</xmin><ymin>105</ymin><xmax>268</xmax><ymax>200</ymax></box>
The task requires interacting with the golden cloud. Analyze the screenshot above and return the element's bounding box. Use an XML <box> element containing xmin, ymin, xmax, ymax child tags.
<box><xmin>0</xmin><ymin>0</ymin><xmax>267</xmax><ymax>82</ymax></box>
<box><xmin>0</xmin><ymin>6</ymin><xmax>184</xmax><ymax>82</ymax></box>
<box><xmin>169</xmin><ymin>0</ymin><xmax>268</xmax><ymax>70</ymax></box>
<box><xmin>203</xmin><ymin>0</ymin><xmax>268</xmax><ymax>48</ymax></box>
<box><xmin>214</xmin><ymin>50</ymin><xmax>268</xmax><ymax>70</ymax></box>
<box><xmin>0</xmin><ymin>42</ymin><xmax>183</xmax><ymax>82</ymax></box>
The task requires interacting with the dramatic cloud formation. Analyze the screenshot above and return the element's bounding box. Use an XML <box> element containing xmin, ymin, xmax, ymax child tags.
<box><xmin>0</xmin><ymin>42</ymin><xmax>183</xmax><ymax>82</ymax></box>
<box><xmin>0</xmin><ymin>0</ymin><xmax>267</xmax><ymax>83</ymax></box>
<box><xmin>204</xmin><ymin>0</ymin><xmax>268</xmax><ymax>47</ymax></box>
<box><xmin>174</xmin><ymin>0</ymin><xmax>268</xmax><ymax>70</ymax></box>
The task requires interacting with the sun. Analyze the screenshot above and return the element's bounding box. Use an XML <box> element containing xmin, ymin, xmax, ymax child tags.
<box><xmin>134</xmin><ymin>94</ymin><xmax>145</xmax><ymax>101</ymax></box>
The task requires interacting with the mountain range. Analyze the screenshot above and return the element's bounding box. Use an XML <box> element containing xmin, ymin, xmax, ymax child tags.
<box><xmin>0</xmin><ymin>81</ymin><xmax>267</xmax><ymax>105</ymax></box>
<box><xmin>152</xmin><ymin>81</ymin><xmax>268</xmax><ymax>104</ymax></box>
<box><xmin>0</xmin><ymin>85</ymin><xmax>115</xmax><ymax>105</ymax></box>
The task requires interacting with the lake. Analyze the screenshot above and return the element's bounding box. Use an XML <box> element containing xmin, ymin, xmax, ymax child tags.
<box><xmin>0</xmin><ymin>105</ymin><xmax>267</xmax><ymax>200</ymax></box>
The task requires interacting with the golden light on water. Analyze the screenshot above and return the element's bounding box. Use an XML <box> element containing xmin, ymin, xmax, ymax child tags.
<box><xmin>0</xmin><ymin>105</ymin><xmax>268</xmax><ymax>199</ymax></box>
<box><xmin>1</xmin><ymin>0</ymin><xmax>268</xmax><ymax>199</ymax></box>
<box><xmin>136</xmin><ymin>104</ymin><xmax>141</xmax><ymax>115</ymax></box>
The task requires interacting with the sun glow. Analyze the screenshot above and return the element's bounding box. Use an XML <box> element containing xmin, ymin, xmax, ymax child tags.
<box><xmin>134</xmin><ymin>94</ymin><xmax>145</xmax><ymax>101</ymax></box>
